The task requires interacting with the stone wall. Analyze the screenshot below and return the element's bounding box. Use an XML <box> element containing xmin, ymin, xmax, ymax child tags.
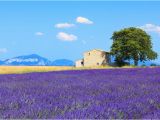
<box><xmin>75</xmin><ymin>59</ymin><xmax>84</xmax><ymax>67</ymax></box>
<box><xmin>83</xmin><ymin>50</ymin><xmax>110</xmax><ymax>67</ymax></box>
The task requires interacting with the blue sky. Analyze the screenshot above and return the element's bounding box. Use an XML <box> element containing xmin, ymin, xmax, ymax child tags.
<box><xmin>0</xmin><ymin>1</ymin><xmax>160</xmax><ymax>63</ymax></box>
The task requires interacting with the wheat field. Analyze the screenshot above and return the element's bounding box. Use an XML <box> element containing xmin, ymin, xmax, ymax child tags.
<box><xmin>0</xmin><ymin>66</ymin><xmax>112</xmax><ymax>74</ymax></box>
<box><xmin>0</xmin><ymin>66</ymin><xmax>75</xmax><ymax>74</ymax></box>
<box><xmin>0</xmin><ymin>65</ymin><xmax>140</xmax><ymax>74</ymax></box>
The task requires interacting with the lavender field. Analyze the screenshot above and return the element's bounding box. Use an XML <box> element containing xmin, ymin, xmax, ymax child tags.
<box><xmin>0</xmin><ymin>67</ymin><xmax>160</xmax><ymax>119</ymax></box>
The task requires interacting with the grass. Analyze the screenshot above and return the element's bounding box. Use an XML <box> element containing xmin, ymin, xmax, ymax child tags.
<box><xmin>0</xmin><ymin>65</ymin><xmax>142</xmax><ymax>74</ymax></box>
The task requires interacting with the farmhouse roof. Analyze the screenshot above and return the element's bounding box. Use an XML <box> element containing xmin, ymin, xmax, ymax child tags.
<box><xmin>76</xmin><ymin>59</ymin><xmax>84</xmax><ymax>62</ymax></box>
<box><xmin>84</xmin><ymin>49</ymin><xmax>110</xmax><ymax>53</ymax></box>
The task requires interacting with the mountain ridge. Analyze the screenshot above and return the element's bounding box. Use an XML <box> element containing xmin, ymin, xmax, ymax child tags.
<box><xmin>0</xmin><ymin>54</ymin><xmax>159</xmax><ymax>66</ymax></box>
<box><xmin>0</xmin><ymin>54</ymin><xmax>74</xmax><ymax>66</ymax></box>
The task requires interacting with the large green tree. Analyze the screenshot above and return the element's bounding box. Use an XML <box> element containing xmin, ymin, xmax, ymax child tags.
<box><xmin>111</xmin><ymin>27</ymin><xmax>158</xmax><ymax>66</ymax></box>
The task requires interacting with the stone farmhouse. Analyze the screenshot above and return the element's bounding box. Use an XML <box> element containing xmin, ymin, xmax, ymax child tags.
<box><xmin>75</xmin><ymin>49</ymin><xmax>111</xmax><ymax>67</ymax></box>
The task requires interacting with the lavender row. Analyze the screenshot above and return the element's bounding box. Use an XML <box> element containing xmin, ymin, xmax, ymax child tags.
<box><xmin>0</xmin><ymin>67</ymin><xmax>160</xmax><ymax>119</ymax></box>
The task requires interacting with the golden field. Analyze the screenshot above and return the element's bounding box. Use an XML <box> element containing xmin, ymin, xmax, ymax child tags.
<box><xmin>0</xmin><ymin>66</ymin><xmax>75</xmax><ymax>74</ymax></box>
<box><xmin>0</xmin><ymin>66</ymin><xmax>113</xmax><ymax>74</ymax></box>
<box><xmin>0</xmin><ymin>65</ymin><xmax>140</xmax><ymax>74</ymax></box>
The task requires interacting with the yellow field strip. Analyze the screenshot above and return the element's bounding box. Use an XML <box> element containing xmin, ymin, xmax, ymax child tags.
<box><xmin>0</xmin><ymin>66</ymin><xmax>74</xmax><ymax>74</ymax></box>
<box><xmin>0</xmin><ymin>66</ymin><xmax>156</xmax><ymax>74</ymax></box>
<box><xmin>0</xmin><ymin>66</ymin><xmax>115</xmax><ymax>74</ymax></box>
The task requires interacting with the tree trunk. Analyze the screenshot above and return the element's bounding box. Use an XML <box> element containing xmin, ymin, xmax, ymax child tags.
<box><xmin>134</xmin><ymin>60</ymin><xmax>138</xmax><ymax>66</ymax></box>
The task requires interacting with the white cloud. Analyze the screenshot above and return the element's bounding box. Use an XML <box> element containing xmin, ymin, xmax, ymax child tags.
<box><xmin>35</xmin><ymin>32</ymin><xmax>44</xmax><ymax>36</ymax></box>
<box><xmin>55</xmin><ymin>23</ymin><xmax>75</xmax><ymax>28</ymax></box>
<box><xmin>139</xmin><ymin>24</ymin><xmax>160</xmax><ymax>34</ymax></box>
<box><xmin>0</xmin><ymin>48</ymin><xmax>7</xmax><ymax>54</ymax></box>
<box><xmin>76</xmin><ymin>16</ymin><xmax>93</xmax><ymax>24</ymax></box>
<box><xmin>57</xmin><ymin>32</ymin><xmax>77</xmax><ymax>41</ymax></box>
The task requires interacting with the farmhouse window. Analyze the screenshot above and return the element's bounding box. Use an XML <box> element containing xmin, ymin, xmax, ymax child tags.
<box><xmin>81</xmin><ymin>61</ymin><xmax>84</xmax><ymax>65</ymax></box>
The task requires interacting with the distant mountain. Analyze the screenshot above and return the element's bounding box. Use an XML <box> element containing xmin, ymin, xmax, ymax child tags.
<box><xmin>138</xmin><ymin>61</ymin><xmax>159</xmax><ymax>66</ymax></box>
<box><xmin>3</xmin><ymin>54</ymin><xmax>51</xmax><ymax>66</ymax></box>
<box><xmin>51</xmin><ymin>59</ymin><xmax>75</xmax><ymax>66</ymax></box>
<box><xmin>110</xmin><ymin>56</ymin><xmax>159</xmax><ymax>66</ymax></box>
<box><xmin>129</xmin><ymin>60</ymin><xmax>159</xmax><ymax>66</ymax></box>
<box><xmin>0</xmin><ymin>60</ymin><xmax>4</xmax><ymax>65</ymax></box>
<box><xmin>0</xmin><ymin>54</ymin><xmax>74</xmax><ymax>66</ymax></box>
<box><xmin>1</xmin><ymin>54</ymin><xmax>158</xmax><ymax>66</ymax></box>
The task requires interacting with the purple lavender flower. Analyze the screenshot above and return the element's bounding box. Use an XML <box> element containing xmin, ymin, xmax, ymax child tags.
<box><xmin>0</xmin><ymin>67</ymin><xmax>160</xmax><ymax>119</ymax></box>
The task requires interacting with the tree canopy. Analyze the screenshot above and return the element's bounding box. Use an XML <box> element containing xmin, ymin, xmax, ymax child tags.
<box><xmin>111</xmin><ymin>27</ymin><xmax>158</xmax><ymax>66</ymax></box>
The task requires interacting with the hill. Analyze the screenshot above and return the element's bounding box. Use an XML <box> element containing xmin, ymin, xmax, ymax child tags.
<box><xmin>1</xmin><ymin>54</ymin><xmax>74</xmax><ymax>66</ymax></box>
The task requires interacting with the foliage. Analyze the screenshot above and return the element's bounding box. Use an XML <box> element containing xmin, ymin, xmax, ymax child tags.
<box><xmin>0</xmin><ymin>68</ymin><xmax>160</xmax><ymax>119</ymax></box>
<box><xmin>113</xmin><ymin>58</ymin><xmax>130</xmax><ymax>67</ymax></box>
<box><xmin>111</xmin><ymin>27</ymin><xmax>158</xmax><ymax>66</ymax></box>
<box><xmin>150</xmin><ymin>63</ymin><xmax>157</xmax><ymax>66</ymax></box>
<box><xmin>141</xmin><ymin>64</ymin><xmax>146</xmax><ymax>67</ymax></box>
